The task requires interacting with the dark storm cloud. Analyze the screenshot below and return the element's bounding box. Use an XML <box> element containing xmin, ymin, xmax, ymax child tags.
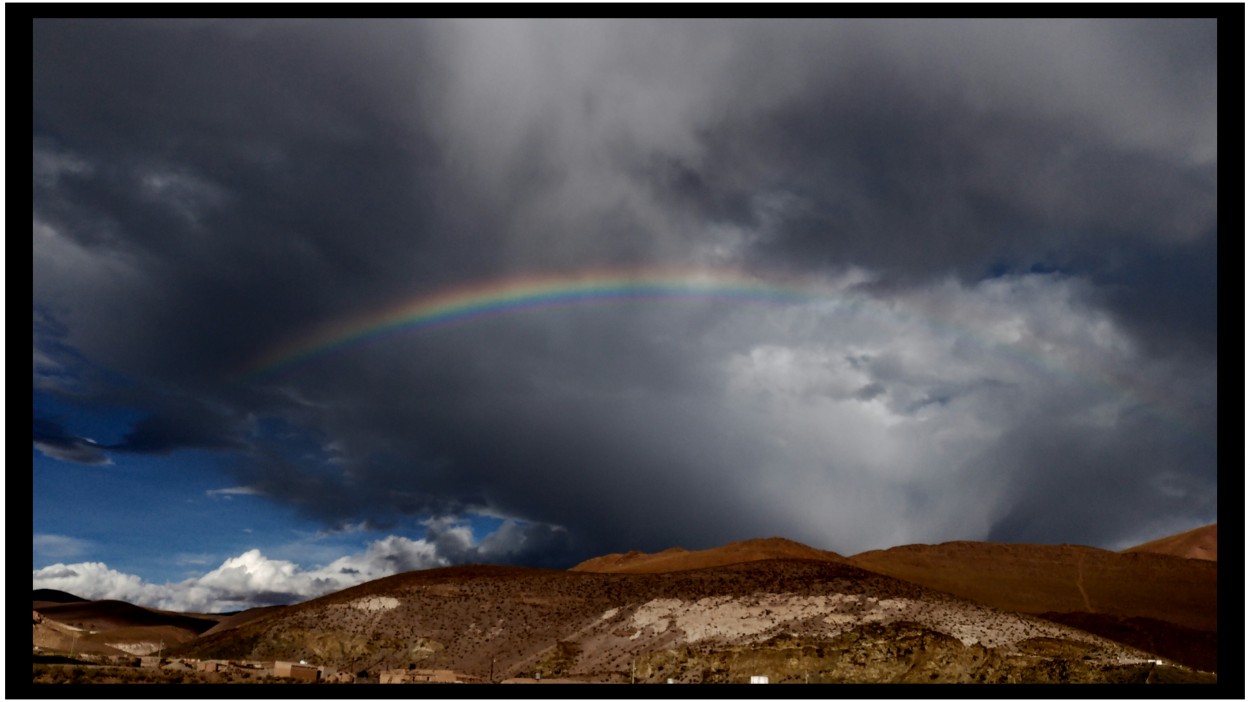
<box><xmin>33</xmin><ymin>418</ymin><xmax>110</xmax><ymax>465</ymax></box>
<box><xmin>110</xmin><ymin>401</ymin><xmax>245</xmax><ymax>454</ymax></box>
<box><xmin>33</xmin><ymin>19</ymin><xmax>1219</xmax><ymax>563</ymax></box>
<box><xmin>34</xmin><ymin>19</ymin><xmax>465</xmax><ymax>385</ymax></box>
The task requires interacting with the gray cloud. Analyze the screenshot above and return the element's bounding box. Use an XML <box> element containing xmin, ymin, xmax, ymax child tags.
<box><xmin>34</xmin><ymin>534</ymin><xmax>93</xmax><ymax>561</ymax></box>
<box><xmin>33</xmin><ymin>19</ymin><xmax>1219</xmax><ymax>565</ymax></box>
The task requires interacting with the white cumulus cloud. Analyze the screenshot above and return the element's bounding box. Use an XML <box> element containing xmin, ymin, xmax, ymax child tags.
<box><xmin>31</xmin><ymin>525</ymin><xmax>516</xmax><ymax>612</ymax></box>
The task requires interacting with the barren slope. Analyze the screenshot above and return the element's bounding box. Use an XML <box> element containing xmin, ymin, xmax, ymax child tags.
<box><xmin>571</xmin><ymin>537</ymin><xmax>846</xmax><ymax>573</ymax></box>
<box><xmin>848</xmin><ymin>541</ymin><xmax>1217</xmax><ymax>671</ymax></box>
<box><xmin>1121</xmin><ymin>524</ymin><xmax>1216</xmax><ymax>561</ymax></box>
<box><xmin>33</xmin><ymin>596</ymin><xmax>224</xmax><ymax>658</ymax></box>
<box><xmin>171</xmin><ymin>559</ymin><xmax>1179</xmax><ymax>684</ymax></box>
<box><xmin>848</xmin><ymin>542</ymin><xmax>1215</xmax><ymax>631</ymax></box>
<box><xmin>32</xmin><ymin>610</ymin><xmax>129</xmax><ymax>656</ymax></box>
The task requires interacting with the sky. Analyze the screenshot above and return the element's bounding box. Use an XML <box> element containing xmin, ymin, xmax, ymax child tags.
<box><xmin>31</xmin><ymin>18</ymin><xmax>1219</xmax><ymax>613</ymax></box>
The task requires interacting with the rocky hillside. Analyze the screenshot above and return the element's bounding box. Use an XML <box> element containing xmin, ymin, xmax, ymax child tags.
<box><xmin>169</xmin><ymin>559</ymin><xmax>1200</xmax><ymax>683</ymax></box>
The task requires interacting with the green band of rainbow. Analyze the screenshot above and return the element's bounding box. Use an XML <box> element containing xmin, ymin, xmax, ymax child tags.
<box><xmin>240</xmin><ymin>267</ymin><xmax>834</xmax><ymax>379</ymax></box>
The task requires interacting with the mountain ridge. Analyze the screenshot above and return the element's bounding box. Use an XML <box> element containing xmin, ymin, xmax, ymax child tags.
<box><xmin>169</xmin><ymin>557</ymin><xmax>1175</xmax><ymax>682</ymax></box>
<box><xmin>571</xmin><ymin>536</ymin><xmax>845</xmax><ymax>573</ymax></box>
<box><xmin>33</xmin><ymin>525</ymin><xmax>1218</xmax><ymax>681</ymax></box>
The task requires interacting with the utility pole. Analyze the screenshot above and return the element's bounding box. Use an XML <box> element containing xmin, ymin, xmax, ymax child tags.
<box><xmin>631</xmin><ymin>658</ymin><xmax>636</xmax><ymax>685</ymax></box>
<box><xmin>490</xmin><ymin>656</ymin><xmax>495</xmax><ymax>684</ymax></box>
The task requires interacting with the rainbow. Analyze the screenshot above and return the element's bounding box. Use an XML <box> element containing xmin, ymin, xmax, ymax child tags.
<box><xmin>237</xmin><ymin>266</ymin><xmax>1204</xmax><ymax>440</ymax></box>
<box><xmin>240</xmin><ymin>267</ymin><xmax>845</xmax><ymax>379</ymax></box>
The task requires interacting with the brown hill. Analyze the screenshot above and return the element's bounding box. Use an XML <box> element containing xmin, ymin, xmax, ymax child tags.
<box><xmin>848</xmin><ymin>541</ymin><xmax>1217</xmax><ymax>671</ymax></box>
<box><xmin>32</xmin><ymin>610</ymin><xmax>128</xmax><ymax>657</ymax></box>
<box><xmin>571</xmin><ymin>537</ymin><xmax>846</xmax><ymax>573</ymax></box>
<box><xmin>170</xmin><ymin>559</ymin><xmax>1184</xmax><ymax>684</ymax></box>
<box><xmin>32</xmin><ymin>589</ymin><xmax>87</xmax><ymax>606</ymax></box>
<box><xmin>1121</xmin><ymin>523</ymin><xmax>1216</xmax><ymax>561</ymax></box>
<box><xmin>85</xmin><ymin>624</ymin><xmax>203</xmax><ymax>656</ymax></box>
<box><xmin>35</xmin><ymin>599</ymin><xmax>220</xmax><ymax>636</ymax></box>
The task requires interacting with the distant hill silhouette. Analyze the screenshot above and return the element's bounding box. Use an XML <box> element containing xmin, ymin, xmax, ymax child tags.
<box><xmin>32</xmin><ymin>589</ymin><xmax>87</xmax><ymax>605</ymax></box>
<box><xmin>1121</xmin><ymin>523</ymin><xmax>1216</xmax><ymax>561</ymax></box>
<box><xmin>571</xmin><ymin>536</ymin><xmax>845</xmax><ymax>573</ymax></box>
<box><xmin>35</xmin><ymin>599</ymin><xmax>220</xmax><ymax>635</ymax></box>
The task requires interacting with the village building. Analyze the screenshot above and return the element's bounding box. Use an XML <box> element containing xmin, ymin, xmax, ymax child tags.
<box><xmin>274</xmin><ymin>660</ymin><xmax>321</xmax><ymax>682</ymax></box>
